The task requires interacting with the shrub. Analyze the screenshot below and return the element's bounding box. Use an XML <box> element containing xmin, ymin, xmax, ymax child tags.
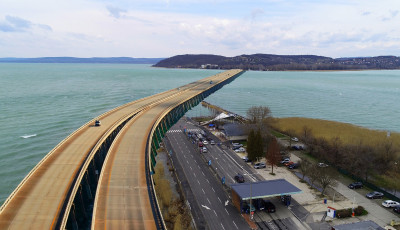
<box><xmin>336</xmin><ymin>206</ymin><xmax>367</xmax><ymax>218</ymax></box>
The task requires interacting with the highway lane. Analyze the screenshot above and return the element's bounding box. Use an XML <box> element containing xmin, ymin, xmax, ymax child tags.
<box><xmin>168</xmin><ymin>118</ymin><xmax>307</xmax><ymax>230</ymax></box>
<box><xmin>91</xmin><ymin>70</ymin><xmax>244</xmax><ymax>229</ymax></box>
<box><xmin>165</xmin><ymin>121</ymin><xmax>249</xmax><ymax>230</ymax></box>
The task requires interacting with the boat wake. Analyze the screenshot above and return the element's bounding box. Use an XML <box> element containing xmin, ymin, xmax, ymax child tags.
<box><xmin>20</xmin><ymin>134</ymin><xmax>37</xmax><ymax>139</ymax></box>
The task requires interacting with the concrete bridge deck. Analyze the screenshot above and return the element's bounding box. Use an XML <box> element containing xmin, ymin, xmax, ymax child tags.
<box><xmin>0</xmin><ymin>69</ymin><xmax>243</xmax><ymax>229</ymax></box>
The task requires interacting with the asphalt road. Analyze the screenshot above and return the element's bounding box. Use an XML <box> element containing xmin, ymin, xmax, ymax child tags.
<box><xmin>165</xmin><ymin>119</ymin><xmax>249</xmax><ymax>230</ymax></box>
<box><xmin>165</xmin><ymin>118</ymin><xmax>308</xmax><ymax>230</ymax></box>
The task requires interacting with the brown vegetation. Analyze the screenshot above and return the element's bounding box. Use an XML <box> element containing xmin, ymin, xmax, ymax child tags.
<box><xmin>274</xmin><ymin>117</ymin><xmax>400</xmax><ymax>194</ymax></box>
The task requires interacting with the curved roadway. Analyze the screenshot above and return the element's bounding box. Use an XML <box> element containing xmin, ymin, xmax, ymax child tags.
<box><xmin>0</xmin><ymin>69</ymin><xmax>243</xmax><ymax>229</ymax></box>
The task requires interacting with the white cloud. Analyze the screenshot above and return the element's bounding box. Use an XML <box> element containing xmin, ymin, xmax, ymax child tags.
<box><xmin>0</xmin><ymin>0</ymin><xmax>400</xmax><ymax>57</ymax></box>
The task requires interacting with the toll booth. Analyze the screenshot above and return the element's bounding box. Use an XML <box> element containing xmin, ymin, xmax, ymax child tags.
<box><xmin>230</xmin><ymin>179</ymin><xmax>302</xmax><ymax>213</ymax></box>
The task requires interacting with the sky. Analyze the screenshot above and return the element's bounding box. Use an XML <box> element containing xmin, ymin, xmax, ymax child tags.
<box><xmin>0</xmin><ymin>0</ymin><xmax>399</xmax><ymax>58</ymax></box>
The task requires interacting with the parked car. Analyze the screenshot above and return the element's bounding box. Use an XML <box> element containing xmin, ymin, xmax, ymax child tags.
<box><xmin>280</xmin><ymin>158</ymin><xmax>290</xmax><ymax>164</ymax></box>
<box><xmin>198</xmin><ymin>142</ymin><xmax>204</xmax><ymax>147</ymax></box>
<box><xmin>366</xmin><ymin>191</ymin><xmax>384</xmax><ymax>199</ymax></box>
<box><xmin>318</xmin><ymin>163</ymin><xmax>329</xmax><ymax>168</ymax></box>
<box><xmin>288</xmin><ymin>163</ymin><xmax>299</xmax><ymax>169</ymax></box>
<box><xmin>232</xmin><ymin>145</ymin><xmax>242</xmax><ymax>150</ymax></box>
<box><xmin>382</xmin><ymin>200</ymin><xmax>400</xmax><ymax>208</ymax></box>
<box><xmin>202</xmin><ymin>147</ymin><xmax>207</xmax><ymax>153</ymax></box>
<box><xmin>284</xmin><ymin>161</ymin><xmax>294</xmax><ymax>166</ymax></box>
<box><xmin>203</xmin><ymin>140</ymin><xmax>208</xmax><ymax>145</ymax></box>
<box><xmin>210</xmin><ymin>140</ymin><xmax>215</xmax><ymax>145</ymax></box>
<box><xmin>264</xmin><ymin>200</ymin><xmax>276</xmax><ymax>213</ymax></box>
<box><xmin>348</xmin><ymin>182</ymin><xmax>363</xmax><ymax>189</ymax></box>
<box><xmin>291</xmin><ymin>137</ymin><xmax>299</xmax><ymax>142</ymax></box>
<box><xmin>242</xmin><ymin>203</ymin><xmax>255</xmax><ymax>213</ymax></box>
<box><xmin>234</xmin><ymin>147</ymin><xmax>246</xmax><ymax>153</ymax></box>
<box><xmin>242</xmin><ymin>156</ymin><xmax>251</xmax><ymax>162</ymax></box>
<box><xmin>232</xmin><ymin>143</ymin><xmax>243</xmax><ymax>147</ymax></box>
<box><xmin>292</xmin><ymin>145</ymin><xmax>303</xmax><ymax>150</ymax></box>
<box><xmin>234</xmin><ymin>174</ymin><xmax>245</xmax><ymax>183</ymax></box>
<box><xmin>254</xmin><ymin>162</ymin><xmax>266</xmax><ymax>169</ymax></box>
<box><xmin>394</xmin><ymin>205</ymin><xmax>400</xmax><ymax>214</ymax></box>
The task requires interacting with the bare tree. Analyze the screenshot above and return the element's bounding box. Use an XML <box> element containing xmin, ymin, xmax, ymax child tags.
<box><xmin>266</xmin><ymin>137</ymin><xmax>280</xmax><ymax>175</ymax></box>
<box><xmin>301</xmin><ymin>126</ymin><xmax>313</xmax><ymax>145</ymax></box>
<box><xmin>246</xmin><ymin>106</ymin><xmax>272</xmax><ymax>126</ymax></box>
<box><xmin>317</xmin><ymin>167</ymin><xmax>337</xmax><ymax>196</ymax></box>
<box><xmin>299</xmin><ymin>159</ymin><xmax>311</xmax><ymax>181</ymax></box>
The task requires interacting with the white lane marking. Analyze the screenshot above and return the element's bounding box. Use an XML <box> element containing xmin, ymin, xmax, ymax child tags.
<box><xmin>198</xmin><ymin>165</ymin><xmax>201</xmax><ymax>169</ymax></box>
<box><xmin>202</xmin><ymin>188</ymin><xmax>205</xmax><ymax>194</ymax></box>
<box><xmin>233</xmin><ymin>221</ymin><xmax>238</xmax><ymax>229</ymax></box>
<box><xmin>193</xmin><ymin>172</ymin><xmax>196</xmax><ymax>177</ymax></box>
<box><xmin>206</xmin><ymin>179</ymin><xmax>210</xmax><ymax>184</ymax></box>
<box><xmin>218</xmin><ymin>197</ymin><xmax>222</xmax><ymax>203</ymax></box>
<box><xmin>212</xmin><ymin>187</ymin><xmax>215</xmax><ymax>192</ymax></box>
<box><xmin>198</xmin><ymin>180</ymin><xmax>200</xmax><ymax>185</ymax></box>
<box><xmin>184</xmin><ymin>155</ymin><xmax>186</xmax><ymax>158</ymax></box>
<box><xmin>220</xmin><ymin>223</ymin><xmax>225</xmax><ymax>230</ymax></box>
<box><xmin>207</xmin><ymin>198</ymin><xmax>211</xmax><ymax>205</ymax></box>
<box><xmin>225</xmin><ymin>208</ymin><xmax>229</xmax><ymax>215</ymax></box>
<box><xmin>186</xmin><ymin>160</ymin><xmax>189</xmax><ymax>164</ymax></box>
<box><xmin>190</xmin><ymin>166</ymin><xmax>192</xmax><ymax>170</ymax></box>
<box><xmin>214</xmin><ymin>210</ymin><xmax>218</xmax><ymax>217</ymax></box>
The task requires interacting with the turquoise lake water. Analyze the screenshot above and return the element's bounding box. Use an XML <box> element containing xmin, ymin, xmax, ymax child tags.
<box><xmin>0</xmin><ymin>63</ymin><xmax>399</xmax><ymax>203</ymax></box>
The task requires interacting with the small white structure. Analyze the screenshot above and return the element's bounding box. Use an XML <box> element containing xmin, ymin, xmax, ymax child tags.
<box><xmin>327</xmin><ymin>206</ymin><xmax>336</xmax><ymax>218</ymax></box>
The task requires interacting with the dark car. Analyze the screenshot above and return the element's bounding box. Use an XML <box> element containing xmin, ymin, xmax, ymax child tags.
<box><xmin>394</xmin><ymin>205</ymin><xmax>400</xmax><ymax>214</ymax></box>
<box><xmin>348</xmin><ymin>182</ymin><xmax>363</xmax><ymax>189</ymax></box>
<box><xmin>288</xmin><ymin>163</ymin><xmax>299</xmax><ymax>169</ymax></box>
<box><xmin>366</xmin><ymin>191</ymin><xmax>384</xmax><ymax>199</ymax></box>
<box><xmin>234</xmin><ymin>174</ymin><xmax>245</xmax><ymax>183</ymax></box>
<box><xmin>94</xmin><ymin>120</ymin><xmax>101</xmax><ymax>126</ymax></box>
<box><xmin>242</xmin><ymin>156</ymin><xmax>251</xmax><ymax>162</ymax></box>
<box><xmin>264</xmin><ymin>200</ymin><xmax>276</xmax><ymax>213</ymax></box>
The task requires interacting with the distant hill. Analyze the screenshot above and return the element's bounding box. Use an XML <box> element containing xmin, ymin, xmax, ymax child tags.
<box><xmin>0</xmin><ymin>57</ymin><xmax>164</xmax><ymax>64</ymax></box>
<box><xmin>153</xmin><ymin>54</ymin><xmax>400</xmax><ymax>71</ymax></box>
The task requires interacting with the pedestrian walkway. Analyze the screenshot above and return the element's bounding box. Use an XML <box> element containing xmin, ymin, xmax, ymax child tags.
<box><xmin>166</xmin><ymin>128</ymin><xmax>200</xmax><ymax>133</ymax></box>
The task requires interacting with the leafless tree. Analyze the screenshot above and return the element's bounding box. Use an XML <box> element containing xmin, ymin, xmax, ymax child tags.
<box><xmin>301</xmin><ymin>126</ymin><xmax>313</xmax><ymax>145</ymax></box>
<box><xmin>246</xmin><ymin>106</ymin><xmax>272</xmax><ymax>126</ymax></box>
<box><xmin>299</xmin><ymin>159</ymin><xmax>311</xmax><ymax>181</ymax></box>
<box><xmin>317</xmin><ymin>167</ymin><xmax>337</xmax><ymax>196</ymax></box>
<box><xmin>266</xmin><ymin>137</ymin><xmax>280</xmax><ymax>174</ymax></box>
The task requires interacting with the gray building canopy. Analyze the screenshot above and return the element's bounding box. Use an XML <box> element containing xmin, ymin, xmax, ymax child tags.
<box><xmin>231</xmin><ymin>179</ymin><xmax>302</xmax><ymax>200</ymax></box>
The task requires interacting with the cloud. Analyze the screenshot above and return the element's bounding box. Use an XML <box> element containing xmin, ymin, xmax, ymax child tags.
<box><xmin>0</xmin><ymin>15</ymin><xmax>52</xmax><ymax>32</ymax></box>
<box><xmin>0</xmin><ymin>16</ymin><xmax>32</xmax><ymax>32</ymax></box>
<box><xmin>382</xmin><ymin>10</ymin><xmax>399</xmax><ymax>21</ymax></box>
<box><xmin>106</xmin><ymin>5</ymin><xmax>127</xmax><ymax>18</ymax></box>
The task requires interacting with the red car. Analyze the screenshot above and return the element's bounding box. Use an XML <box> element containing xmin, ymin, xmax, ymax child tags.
<box><xmin>198</xmin><ymin>142</ymin><xmax>204</xmax><ymax>147</ymax></box>
<box><xmin>284</xmin><ymin>161</ymin><xmax>294</xmax><ymax>166</ymax></box>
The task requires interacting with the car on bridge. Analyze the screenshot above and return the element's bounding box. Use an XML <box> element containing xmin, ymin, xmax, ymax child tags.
<box><xmin>95</xmin><ymin>120</ymin><xmax>101</xmax><ymax>126</ymax></box>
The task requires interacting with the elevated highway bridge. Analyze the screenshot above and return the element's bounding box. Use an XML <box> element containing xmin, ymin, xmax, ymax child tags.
<box><xmin>0</xmin><ymin>69</ymin><xmax>244</xmax><ymax>229</ymax></box>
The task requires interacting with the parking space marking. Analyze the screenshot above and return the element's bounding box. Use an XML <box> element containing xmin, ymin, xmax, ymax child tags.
<box><xmin>202</xmin><ymin>188</ymin><xmax>205</xmax><ymax>194</ymax></box>
<box><xmin>214</xmin><ymin>210</ymin><xmax>218</xmax><ymax>217</ymax></box>
<box><xmin>225</xmin><ymin>208</ymin><xmax>229</xmax><ymax>215</ymax></box>
<box><xmin>207</xmin><ymin>198</ymin><xmax>211</xmax><ymax>205</ymax></box>
<box><xmin>218</xmin><ymin>197</ymin><xmax>222</xmax><ymax>203</ymax></box>
<box><xmin>220</xmin><ymin>223</ymin><xmax>225</xmax><ymax>230</ymax></box>
<box><xmin>193</xmin><ymin>172</ymin><xmax>196</xmax><ymax>178</ymax></box>
<box><xmin>212</xmin><ymin>187</ymin><xmax>215</xmax><ymax>192</ymax></box>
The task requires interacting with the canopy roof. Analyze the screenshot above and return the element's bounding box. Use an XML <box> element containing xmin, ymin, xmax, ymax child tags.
<box><xmin>231</xmin><ymin>179</ymin><xmax>302</xmax><ymax>200</ymax></box>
